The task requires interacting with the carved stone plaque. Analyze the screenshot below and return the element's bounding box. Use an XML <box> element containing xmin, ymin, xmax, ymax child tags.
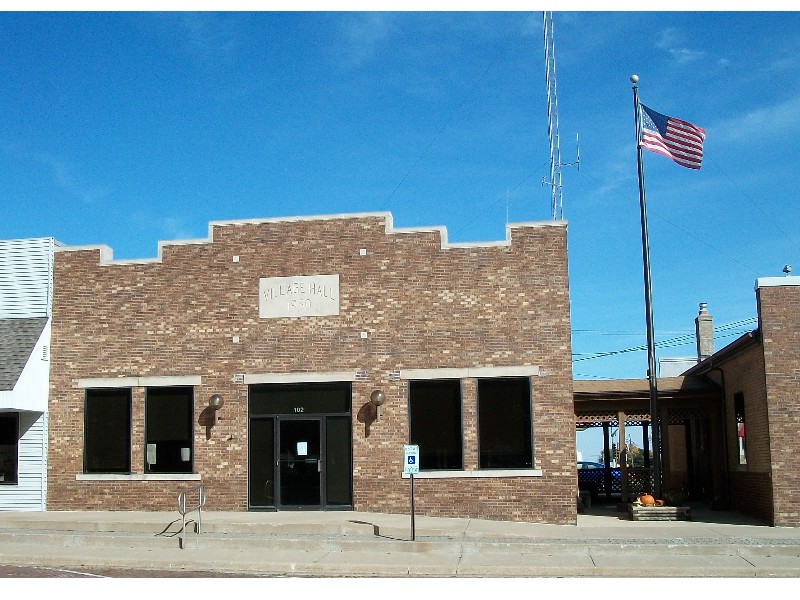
<box><xmin>259</xmin><ymin>274</ymin><xmax>340</xmax><ymax>318</ymax></box>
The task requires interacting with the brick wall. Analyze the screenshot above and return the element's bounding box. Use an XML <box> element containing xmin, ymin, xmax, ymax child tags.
<box><xmin>665</xmin><ymin>423</ymin><xmax>688</xmax><ymax>492</ymax></box>
<box><xmin>718</xmin><ymin>343</ymin><xmax>774</xmax><ymax>523</ymax></box>
<box><xmin>48</xmin><ymin>214</ymin><xmax>575</xmax><ymax>523</ymax></box>
<box><xmin>757</xmin><ymin>282</ymin><xmax>800</xmax><ymax>526</ymax></box>
<box><xmin>728</xmin><ymin>471</ymin><xmax>773</xmax><ymax>523</ymax></box>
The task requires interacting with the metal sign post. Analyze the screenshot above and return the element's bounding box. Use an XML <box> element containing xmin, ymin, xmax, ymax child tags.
<box><xmin>403</xmin><ymin>444</ymin><xmax>419</xmax><ymax>541</ymax></box>
<box><xmin>410</xmin><ymin>474</ymin><xmax>415</xmax><ymax>541</ymax></box>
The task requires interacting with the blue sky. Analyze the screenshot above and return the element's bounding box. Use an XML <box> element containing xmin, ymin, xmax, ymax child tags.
<box><xmin>2</xmin><ymin>10</ymin><xmax>798</xmax><ymax>405</ymax></box>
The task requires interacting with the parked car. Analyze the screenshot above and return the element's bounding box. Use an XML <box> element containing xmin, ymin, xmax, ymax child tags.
<box><xmin>577</xmin><ymin>461</ymin><xmax>621</xmax><ymax>499</ymax></box>
<box><xmin>578</xmin><ymin>460</ymin><xmax>605</xmax><ymax>470</ymax></box>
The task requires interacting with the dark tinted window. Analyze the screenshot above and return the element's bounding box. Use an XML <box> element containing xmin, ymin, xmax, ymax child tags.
<box><xmin>145</xmin><ymin>387</ymin><xmax>193</xmax><ymax>473</ymax></box>
<box><xmin>478</xmin><ymin>378</ymin><xmax>532</xmax><ymax>469</ymax></box>
<box><xmin>85</xmin><ymin>389</ymin><xmax>131</xmax><ymax>473</ymax></box>
<box><xmin>0</xmin><ymin>414</ymin><xmax>18</xmax><ymax>484</ymax></box>
<box><xmin>408</xmin><ymin>379</ymin><xmax>462</xmax><ymax>470</ymax></box>
<box><xmin>250</xmin><ymin>382</ymin><xmax>351</xmax><ymax>415</ymax></box>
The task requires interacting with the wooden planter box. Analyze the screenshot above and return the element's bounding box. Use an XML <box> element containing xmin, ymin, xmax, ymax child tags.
<box><xmin>629</xmin><ymin>504</ymin><xmax>691</xmax><ymax>521</ymax></box>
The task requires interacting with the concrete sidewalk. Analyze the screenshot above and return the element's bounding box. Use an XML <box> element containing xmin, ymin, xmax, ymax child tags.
<box><xmin>1</xmin><ymin>503</ymin><xmax>799</xmax><ymax>577</ymax></box>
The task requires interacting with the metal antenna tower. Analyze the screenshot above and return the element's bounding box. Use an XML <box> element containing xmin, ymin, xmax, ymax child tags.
<box><xmin>543</xmin><ymin>11</ymin><xmax>578</xmax><ymax>221</ymax></box>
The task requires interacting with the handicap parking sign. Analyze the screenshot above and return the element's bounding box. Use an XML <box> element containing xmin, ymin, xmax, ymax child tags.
<box><xmin>403</xmin><ymin>444</ymin><xmax>420</xmax><ymax>475</ymax></box>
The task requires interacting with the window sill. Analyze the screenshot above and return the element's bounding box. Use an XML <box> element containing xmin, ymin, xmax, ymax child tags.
<box><xmin>402</xmin><ymin>469</ymin><xmax>543</xmax><ymax>479</ymax></box>
<box><xmin>77</xmin><ymin>474</ymin><xmax>201</xmax><ymax>481</ymax></box>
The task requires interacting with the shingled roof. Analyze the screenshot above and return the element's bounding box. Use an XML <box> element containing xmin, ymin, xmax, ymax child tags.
<box><xmin>0</xmin><ymin>317</ymin><xmax>48</xmax><ymax>391</ymax></box>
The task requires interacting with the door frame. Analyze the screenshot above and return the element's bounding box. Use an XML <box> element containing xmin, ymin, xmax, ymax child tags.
<box><xmin>247</xmin><ymin>381</ymin><xmax>353</xmax><ymax>511</ymax></box>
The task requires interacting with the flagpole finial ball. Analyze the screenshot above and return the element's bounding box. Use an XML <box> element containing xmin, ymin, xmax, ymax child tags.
<box><xmin>630</xmin><ymin>74</ymin><xmax>639</xmax><ymax>84</ymax></box>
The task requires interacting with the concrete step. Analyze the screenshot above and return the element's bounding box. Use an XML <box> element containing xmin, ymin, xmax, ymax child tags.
<box><xmin>0</xmin><ymin>516</ymin><xmax>365</xmax><ymax>535</ymax></box>
<box><xmin>3</xmin><ymin>531</ymin><xmax>800</xmax><ymax>578</ymax></box>
<box><xmin>0</xmin><ymin>522</ymin><xmax>800</xmax><ymax>577</ymax></box>
<box><xmin>3</xmin><ymin>509</ymin><xmax>800</xmax><ymax>577</ymax></box>
<box><xmin>3</xmin><ymin>527</ymin><xmax>800</xmax><ymax>557</ymax></box>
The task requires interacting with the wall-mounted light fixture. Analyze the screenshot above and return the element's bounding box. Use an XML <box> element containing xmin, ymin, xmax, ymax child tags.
<box><xmin>208</xmin><ymin>394</ymin><xmax>225</xmax><ymax>424</ymax></box>
<box><xmin>370</xmin><ymin>389</ymin><xmax>386</xmax><ymax>419</ymax></box>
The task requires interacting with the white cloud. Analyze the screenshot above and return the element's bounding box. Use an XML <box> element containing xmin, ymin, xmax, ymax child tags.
<box><xmin>655</xmin><ymin>28</ymin><xmax>706</xmax><ymax>65</ymax></box>
<box><xmin>22</xmin><ymin>149</ymin><xmax>113</xmax><ymax>205</ymax></box>
<box><xmin>335</xmin><ymin>12</ymin><xmax>396</xmax><ymax>69</ymax></box>
<box><xmin>179</xmin><ymin>12</ymin><xmax>241</xmax><ymax>64</ymax></box>
<box><xmin>655</xmin><ymin>27</ymin><xmax>681</xmax><ymax>51</ymax></box>
<box><xmin>159</xmin><ymin>216</ymin><xmax>196</xmax><ymax>241</ymax></box>
<box><xmin>712</xmin><ymin>94</ymin><xmax>800</xmax><ymax>145</ymax></box>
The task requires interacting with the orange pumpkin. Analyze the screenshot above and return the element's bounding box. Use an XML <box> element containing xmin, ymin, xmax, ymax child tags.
<box><xmin>639</xmin><ymin>494</ymin><xmax>656</xmax><ymax>506</ymax></box>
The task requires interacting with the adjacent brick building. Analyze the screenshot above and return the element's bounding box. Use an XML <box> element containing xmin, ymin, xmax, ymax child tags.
<box><xmin>47</xmin><ymin>213</ymin><xmax>576</xmax><ymax>524</ymax></box>
<box><xmin>685</xmin><ymin>276</ymin><xmax>800</xmax><ymax>526</ymax></box>
<box><xmin>758</xmin><ymin>278</ymin><xmax>800</xmax><ymax>526</ymax></box>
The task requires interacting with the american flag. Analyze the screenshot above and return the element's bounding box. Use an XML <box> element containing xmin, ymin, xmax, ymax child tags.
<box><xmin>639</xmin><ymin>104</ymin><xmax>706</xmax><ymax>169</ymax></box>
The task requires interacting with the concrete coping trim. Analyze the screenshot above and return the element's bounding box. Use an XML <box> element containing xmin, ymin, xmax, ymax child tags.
<box><xmin>74</xmin><ymin>375</ymin><xmax>203</xmax><ymax>388</ymax></box>
<box><xmin>55</xmin><ymin>211</ymin><xmax>567</xmax><ymax>264</ymax></box>
<box><xmin>402</xmin><ymin>469</ymin><xmax>543</xmax><ymax>479</ymax></box>
<box><xmin>243</xmin><ymin>371</ymin><xmax>358</xmax><ymax>384</ymax></box>
<box><xmin>76</xmin><ymin>474</ymin><xmax>202</xmax><ymax>481</ymax></box>
<box><xmin>756</xmin><ymin>275</ymin><xmax>800</xmax><ymax>289</ymax></box>
<box><xmin>400</xmin><ymin>365</ymin><xmax>540</xmax><ymax>380</ymax></box>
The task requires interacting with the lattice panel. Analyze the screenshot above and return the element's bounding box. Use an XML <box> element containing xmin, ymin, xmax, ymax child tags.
<box><xmin>576</xmin><ymin>414</ymin><xmax>652</xmax><ymax>427</ymax></box>
<box><xmin>667</xmin><ymin>408</ymin><xmax>707</xmax><ymax>424</ymax></box>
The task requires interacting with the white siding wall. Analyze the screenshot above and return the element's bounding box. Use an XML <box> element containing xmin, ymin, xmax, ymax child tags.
<box><xmin>0</xmin><ymin>411</ymin><xmax>47</xmax><ymax>511</ymax></box>
<box><xmin>0</xmin><ymin>237</ymin><xmax>56</xmax><ymax>511</ymax></box>
<box><xmin>0</xmin><ymin>237</ymin><xmax>56</xmax><ymax>319</ymax></box>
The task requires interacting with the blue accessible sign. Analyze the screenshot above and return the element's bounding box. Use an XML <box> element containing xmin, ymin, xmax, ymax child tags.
<box><xmin>403</xmin><ymin>444</ymin><xmax>420</xmax><ymax>475</ymax></box>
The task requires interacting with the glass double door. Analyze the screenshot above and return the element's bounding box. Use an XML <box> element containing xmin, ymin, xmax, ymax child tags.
<box><xmin>248</xmin><ymin>382</ymin><xmax>352</xmax><ymax>510</ymax></box>
<box><xmin>279</xmin><ymin>418</ymin><xmax>322</xmax><ymax>506</ymax></box>
<box><xmin>249</xmin><ymin>415</ymin><xmax>352</xmax><ymax>510</ymax></box>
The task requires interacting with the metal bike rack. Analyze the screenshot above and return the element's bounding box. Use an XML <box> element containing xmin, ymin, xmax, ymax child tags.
<box><xmin>177</xmin><ymin>484</ymin><xmax>206</xmax><ymax>549</ymax></box>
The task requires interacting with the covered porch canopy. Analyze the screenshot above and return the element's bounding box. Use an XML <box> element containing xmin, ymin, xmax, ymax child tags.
<box><xmin>574</xmin><ymin>376</ymin><xmax>725</xmax><ymax>503</ymax></box>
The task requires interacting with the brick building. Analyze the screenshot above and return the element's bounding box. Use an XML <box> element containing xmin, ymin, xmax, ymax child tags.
<box><xmin>684</xmin><ymin>276</ymin><xmax>800</xmax><ymax>526</ymax></box>
<box><xmin>46</xmin><ymin>213</ymin><xmax>576</xmax><ymax>524</ymax></box>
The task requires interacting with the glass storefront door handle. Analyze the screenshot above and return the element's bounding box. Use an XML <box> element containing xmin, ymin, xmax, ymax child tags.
<box><xmin>317</xmin><ymin>459</ymin><xmax>322</xmax><ymax>472</ymax></box>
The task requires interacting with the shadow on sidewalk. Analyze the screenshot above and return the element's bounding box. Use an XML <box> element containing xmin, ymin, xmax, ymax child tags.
<box><xmin>346</xmin><ymin>519</ymin><xmax>407</xmax><ymax>541</ymax></box>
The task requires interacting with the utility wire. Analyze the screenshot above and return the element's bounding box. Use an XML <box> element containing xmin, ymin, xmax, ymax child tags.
<box><xmin>380</xmin><ymin>12</ymin><xmax>535</xmax><ymax>210</ymax></box>
<box><xmin>573</xmin><ymin>318</ymin><xmax>758</xmax><ymax>338</ymax></box>
<box><xmin>452</xmin><ymin>165</ymin><xmax>547</xmax><ymax>237</ymax></box>
<box><xmin>707</xmin><ymin>157</ymin><xmax>800</xmax><ymax>255</ymax></box>
<box><xmin>573</xmin><ymin>329</ymin><xmax>752</xmax><ymax>362</ymax></box>
<box><xmin>577</xmin><ymin>166</ymin><xmax>763</xmax><ymax>276</ymax></box>
<box><xmin>573</xmin><ymin>318</ymin><xmax>757</xmax><ymax>362</ymax></box>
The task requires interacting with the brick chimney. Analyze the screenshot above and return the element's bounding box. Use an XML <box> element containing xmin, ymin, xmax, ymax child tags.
<box><xmin>695</xmin><ymin>302</ymin><xmax>714</xmax><ymax>361</ymax></box>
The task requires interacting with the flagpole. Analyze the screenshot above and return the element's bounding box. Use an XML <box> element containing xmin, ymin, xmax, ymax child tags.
<box><xmin>631</xmin><ymin>74</ymin><xmax>663</xmax><ymax>499</ymax></box>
